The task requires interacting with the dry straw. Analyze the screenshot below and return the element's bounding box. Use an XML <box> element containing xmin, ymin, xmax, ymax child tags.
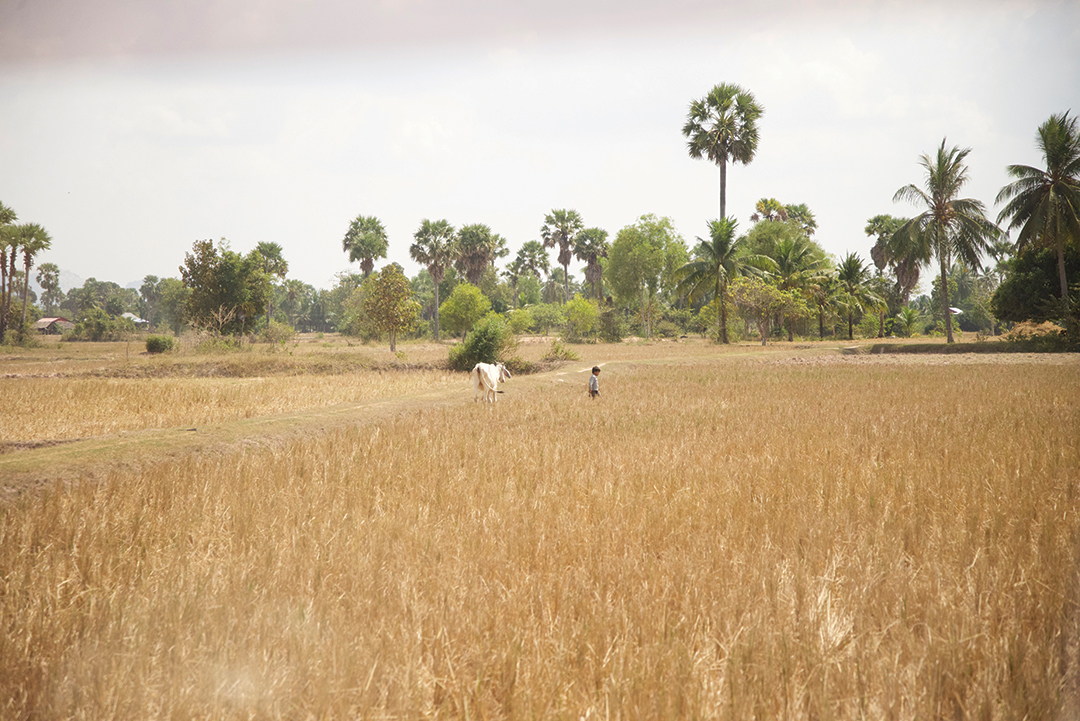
<box><xmin>1</xmin><ymin>352</ymin><xmax>1078</xmax><ymax>719</ymax></box>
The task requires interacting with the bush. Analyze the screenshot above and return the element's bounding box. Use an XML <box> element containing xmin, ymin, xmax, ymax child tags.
<box><xmin>507</xmin><ymin>308</ymin><xmax>534</xmax><ymax>335</ymax></box>
<box><xmin>448</xmin><ymin>314</ymin><xmax>518</xmax><ymax>371</ymax></box>
<box><xmin>598</xmin><ymin>306</ymin><xmax>627</xmax><ymax>343</ymax></box>
<box><xmin>145</xmin><ymin>335</ymin><xmax>174</xmax><ymax>354</ymax></box>
<box><xmin>542</xmin><ymin>339</ymin><xmax>579</xmax><ymax>361</ymax></box>
<box><xmin>258</xmin><ymin>320</ymin><xmax>296</xmax><ymax>344</ymax></box>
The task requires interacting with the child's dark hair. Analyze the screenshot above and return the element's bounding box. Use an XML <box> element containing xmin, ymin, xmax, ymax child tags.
<box><xmin>592</xmin><ymin>366</ymin><xmax>601</xmax><ymax>373</ymax></box>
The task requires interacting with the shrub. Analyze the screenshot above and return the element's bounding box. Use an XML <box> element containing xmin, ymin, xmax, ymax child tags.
<box><xmin>145</xmin><ymin>335</ymin><xmax>174</xmax><ymax>354</ymax></box>
<box><xmin>507</xmin><ymin>308</ymin><xmax>534</xmax><ymax>335</ymax></box>
<box><xmin>259</xmin><ymin>320</ymin><xmax>296</xmax><ymax>344</ymax></box>
<box><xmin>448</xmin><ymin>314</ymin><xmax>518</xmax><ymax>371</ymax></box>
<box><xmin>542</xmin><ymin>338</ymin><xmax>579</xmax><ymax>361</ymax></box>
<box><xmin>563</xmin><ymin>295</ymin><xmax>599</xmax><ymax>341</ymax></box>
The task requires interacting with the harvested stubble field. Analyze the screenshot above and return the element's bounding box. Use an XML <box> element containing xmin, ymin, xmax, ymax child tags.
<box><xmin>1</xmin><ymin>338</ymin><xmax>1078</xmax><ymax>719</ymax></box>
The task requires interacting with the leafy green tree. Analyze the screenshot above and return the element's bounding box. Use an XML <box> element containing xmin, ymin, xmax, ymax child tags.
<box><xmin>410</xmin><ymin>219</ymin><xmax>457</xmax><ymax>340</ymax></box>
<box><xmin>674</xmin><ymin>217</ymin><xmax>771</xmax><ymax>343</ymax></box>
<box><xmin>36</xmin><ymin>262</ymin><xmax>63</xmax><ymax>314</ymax></box>
<box><xmin>573</xmin><ymin>227</ymin><xmax>609</xmax><ymax>300</ymax></box>
<box><xmin>342</xmin><ymin>214</ymin><xmax>388</xmax><ymax>278</ymax></box>
<box><xmin>894</xmin><ymin>140</ymin><xmax>1001</xmax><ymax>342</ymax></box>
<box><xmin>608</xmin><ymin>214</ymin><xmax>686</xmax><ymax>338</ymax></box>
<box><xmin>541</xmin><ymin>209</ymin><xmax>584</xmax><ymax>303</ymax></box>
<box><xmin>835</xmin><ymin>252</ymin><xmax>884</xmax><ymax>340</ymax></box>
<box><xmin>996</xmin><ymin>111</ymin><xmax>1080</xmax><ymax>334</ymax></box>
<box><xmin>180</xmin><ymin>239</ymin><xmax>271</xmax><ymax>335</ymax></box>
<box><xmin>507</xmin><ymin>307</ymin><xmax>533</xmax><ymax>335</ymax></box>
<box><xmin>454</xmin><ymin>223</ymin><xmax>503</xmax><ymax>286</ymax></box>
<box><xmin>806</xmin><ymin>270</ymin><xmax>840</xmax><ymax>339</ymax></box>
<box><xmin>157</xmin><ymin>278</ymin><xmax>190</xmax><ymax>335</ymax></box>
<box><xmin>683</xmin><ymin>83</ymin><xmax>764</xmax><ymax>219</ymax></box>
<box><xmin>438</xmin><ymin>282</ymin><xmax>490</xmax><ymax>337</ymax></box>
<box><xmin>517</xmin><ymin>274</ymin><xmax>542</xmax><ymax>307</ymax></box>
<box><xmin>564</xmin><ymin>295</ymin><xmax>600</xmax><ymax>341</ymax></box>
<box><xmin>324</xmin><ymin>271</ymin><xmax>365</xmax><ymax>333</ymax></box>
<box><xmin>730</xmin><ymin>276</ymin><xmax>808</xmax><ymax>346</ymax></box>
<box><xmin>529</xmin><ymin>303</ymin><xmax>566</xmax><ymax>336</ymax></box>
<box><xmin>362</xmin><ymin>264</ymin><xmax>420</xmax><ymax>352</ymax></box>
<box><xmin>992</xmin><ymin>245</ymin><xmax>1080</xmax><ymax>324</ymax></box>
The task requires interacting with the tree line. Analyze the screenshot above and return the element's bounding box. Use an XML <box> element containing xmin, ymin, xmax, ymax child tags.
<box><xmin>2</xmin><ymin>85</ymin><xmax>1076</xmax><ymax>348</ymax></box>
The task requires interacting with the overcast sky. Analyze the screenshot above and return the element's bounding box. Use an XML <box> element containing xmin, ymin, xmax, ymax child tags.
<box><xmin>1</xmin><ymin>0</ymin><xmax>1078</xmax><ymax>292</ymax></box>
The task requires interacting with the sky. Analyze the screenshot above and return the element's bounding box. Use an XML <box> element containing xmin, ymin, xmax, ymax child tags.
<box><xmin>1</xmin><ymin>0</ymin><xmax>1078</xmax><ymax>293</ymax></box>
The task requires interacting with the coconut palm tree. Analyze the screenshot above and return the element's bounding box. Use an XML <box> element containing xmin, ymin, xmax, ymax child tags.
<box><xmin>410</xmin><ymin>218</ymin><xmax>457</xmax><ymax>340</ymax></box>
<box><xmin>682</xmin><ymin>83</ymin><xmax>764</xmax><ymax>219</ymax></box>
<box><xmin>995</xmin><ymin>112</ymin><xmax>1080</xmax><ymax>332</ymax></box>
<box><xmin>806</xmin><ymin>270</ymin><xmax>840</xmax><ymax>339</ymax></box>
<box><xmin>541</xmin><ymin>209</ymin><xmax>584</xmax><ymax>303</ymax></box>
<box><xmin>674</xmin><ymin>217</ymin><xmax>773</xmax><ymax>343</ymax></box>
<box><xmin>16</xmin><ymin>223</ymin><xmax>52</xmax><ymax>325</ymax></box>
<box><xmin>572</xmin><ymin>227</ymin><xmax>609</xmax><ymax>300</ymax></box>
<box><xmin>893</xmin><ymin>140</ymin><xmax>1000</xmax><ymax>343</ymax></box>
<box><xmin>835</xmin><ymin>252</ymin><xmax>883</xmax><ymax>340</ymax></box>
<box><xmin>771</xmin><ymin>236</ymin><xmax>829</xmax><ymax>341</ymax></box>
<box><xmin>342</xmin><ymin>214</ymin><xmax>388</xmax><ymax>278</ymax></box>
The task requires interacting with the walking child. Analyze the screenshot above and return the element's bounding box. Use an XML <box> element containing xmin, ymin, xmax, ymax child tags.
<box><xmin>588</xmin><ymin>366</ymin><xmax>600</xmax><ymax>399</ymax></box>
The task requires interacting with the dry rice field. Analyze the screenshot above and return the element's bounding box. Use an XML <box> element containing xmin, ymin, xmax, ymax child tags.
<box><xmin>1</xmin><ymin>338</ymin><xmax>1078</xmax><ymax>719</ymax></box>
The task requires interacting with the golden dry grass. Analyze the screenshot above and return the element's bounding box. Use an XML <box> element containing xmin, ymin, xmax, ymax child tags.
<box><xmin>1</xmin><ymin>347</ymin><xmax>1078</xmax><ymax>719</ymax></box>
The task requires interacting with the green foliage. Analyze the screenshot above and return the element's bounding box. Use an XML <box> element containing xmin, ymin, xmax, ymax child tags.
<box><xmin>597</xmin><ymin>305</ymin><xmax>627</xmax><ymax>343</ymax></box>
<box><xmin>529</xmin><ymin>303</ymin><xmax>566</xmax><ymax>336</ymax></box>
<box><xmin>145</xmin><ymin>335</ymin><xmax>174</xmax><ymax>354</ymax></box>
<box><xmin>563</xmin><ymin>295</ymin><xmax>600</xmax><ymax>341</ymax></box>
<box><xmin>69</xmin><ymin>308</ymin><xmax>136</xmax><ymax>342</ymax></box>
<box><xmin>439</xmin><ymin>283</ymin><xmax>491</xmax><ymax>337</ymax></box>
<box><xmin>362</xmin><ymin>264</ymin><xmax>421</xmax><ymax>352</ymax></box>
<box><xmin>507</xmin><ymin>308</ymin><xmax>534</xmax><ymax>335</ymax></box>
<box><xmin>992</xmin><ymin>246</ymin><xmax>1080</xmax><ymax>324</ymax></box>
<box><xmin>258</xmin><ymin>320</ymin><xmax>297</xmax><ymax>345</ymax></box>
<box><xmin>180</xmin><ymin>239</ymin><xmax>271</xmax><ymax>335</ymax></box>
<box><xmin>541</xmin><ymin>338</ymin><xmax>580</xmax><ymax>361</ymax></box>
<box><xmin>607</xmin><ymin>214</ymin><xmax>687</xmax><ymax>338</ymax></box>
<box><xmin>342</xmin><ymin>215</ymin><xmax>388</xmax><ymax>277</ymax></box>
<box><xmin>730</xmin><ymin>277</ymin><xmax>810</xmax><ymax>345</ymax></box>
<box><xmin>448</xmin><ymin>314</ymin><xmax>517</xmax><ymax>372</ymax></box>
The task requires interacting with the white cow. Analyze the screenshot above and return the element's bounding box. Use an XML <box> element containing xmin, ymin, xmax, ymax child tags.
<box><xmin>471</xmin><ymin>362</ymin><xmax>511</xmax><ymax>402</ymax></box>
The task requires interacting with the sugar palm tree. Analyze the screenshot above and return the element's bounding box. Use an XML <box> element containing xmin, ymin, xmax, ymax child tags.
<box><xmin>255</xmin><ymin>241</ymin><xmax>288</xmax><ymax>327</ymax></box>
<box><xmin>893</xmin><ymin>140</ymin><xmax>1000</xmax><ymax>343</ymax></box>
<box><xmin>455</xmin><ymin>223</ymin><xmax>503</xmax><ymax>285</ymax></box>
<box><xmin>674</xmin><ymin>217</ymin><xmax>773</xmax><ymax>343</ymax></box>
<box><xmin>514</xmin><ymin>240</ymin><xmax>550</xmax><ymax>280</ymax></box>
<box><xmin>995</xmin><ymin>112</ymin><xmax>1080</xmax><ymax>331</ymax></box>
<box><xmin>410</xmin><ymin>218</ymin><xmax>457</xmax><ymax>340</ymax></box>
<box><xmin>342</xmin><ymin>214</ymin><xmax>388</xmax><ymax>278</ymax></box>
<box><xmin>835</xmin><ymin>252</ymin><xmax>883</xmax><ymax>340</ymax></box>
<box><xmin>16</xmin><ymin>223</ymin><xmax>52</xmax><ymax>325</ymax></box>
<box><xmin>572</xmin><ymin>227</ymin><xmax>609</xmax><ymax>300</ymax></box>
<box><xmin>683</xmin><ymin>83</ymin><xmax>764</xmax><ymax>219</ymax></box>
<box><xmin>541</xmin><ymin>209</ymin><xmax>584</xmax><ymax>303</ymax></box>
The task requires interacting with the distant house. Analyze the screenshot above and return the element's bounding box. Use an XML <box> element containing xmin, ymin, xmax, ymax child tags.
<box><xmin>35</xmin><ymin>317</ymin><xmax>75</xmax><ymax>334</ymax></box>
<box><xmin>121</xmin><ymin>312</ymin><xmax>149</xmax><ymax>329</ymax></box>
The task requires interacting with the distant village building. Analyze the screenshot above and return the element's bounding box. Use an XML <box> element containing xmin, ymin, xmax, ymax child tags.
<box><xmin>35</xmin><ymin>317</ymin><xmax>75</xmax><ymax>334</ymax></box>
<box><xmin>121</xmin><ymin>312</ymin><xmax>149</xmax><ymax>329</ymax></box>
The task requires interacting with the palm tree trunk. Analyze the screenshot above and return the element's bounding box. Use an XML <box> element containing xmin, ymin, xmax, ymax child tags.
<box><xmin>848</xmin><ymin>311</ymin><xmax>854</xmax><ymax>340</ymax></box>
<box><xmin>21</xmin><ymin>259</ymin><xmax>32</xmax><ymax>325</ymax></box>
<box><xmin>720</xmin><ymin>297</ymin><xmax>728</xmax><ymax>344</ymax></box>
<box><xmin>434</xmin><ymin>282</ymin><xmax>441</xmax><ymax>341</ymax></box>
<box><xmin>940</xmin><ymin>257</ymin><xmax>954</xmax><ymax>343</ymax></box>
<box><xmin>818</xmin><ymin>307</ymin><xmax>825</xmax><ymax>339</ymax></box>
<box><xmin>718</xmin><ymin>160</ymin><xmax>728</xmax><ymax>220</ymax></box>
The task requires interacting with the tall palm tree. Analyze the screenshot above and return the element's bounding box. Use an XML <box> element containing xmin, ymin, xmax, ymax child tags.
<box><xmin>806</xmin><ymin>270</ymin><xmax>840</xmax><ymax>339</ymax></box>
<box><xmin>0</xmin><ymin>201</ymin><xmax>18</xmax><ymax>337</ymax></box>
<box><xmin>893</xmin><ymin>139</ymin><xmax>1000</xmax><ymax>343</ymax></box>
<box><xmin>674</xmin><ymin>217</ymin><xmax>773</xmax><ymax>343</ymax></box>
<box><xmin>409</xmin><ymin>218</ymin><xmax>457</xmax><ymax>341</ymax></box>
<box><xmin>865</xmin><ymin>214</ymin><xmax>924</xmax><ymax>305</ymax></box>
<box><xmin>36</xmin><ymin>262</ymin><xmax>63</xmax><ymax>315</ymax></box>
<box><xmin>342</xmin><ymin>214</ymin><xmax>388</xmax><ymax>278</ymax></box>
<box><xmin>455</xmin><ymin>223</ymin><xmax>503</xmax><ymax>285</ymax></box>
<box><xmin>835</xmin><ymin>252</ymin><xmax>883</xmax><ymax>341</ymax></box>
<box><xmin>514</xmin><ymin>240</ymin><xmax>550</xmax><ymax>280</ymax></box>
<box><xmin>255</xmin><ymin>241</ymin><xmax>289</xmax><ymax>327</ymax></box>
<box><xmin>541</xmin><ymin>209</ymin><xmax>584</xmax><ymax>303</ymax></box>
<box><xmin>572</xmin><ymin>227</ymin><xmax>609</xmax><ymax>300</ymax></box>
<box><xmin>16</xmin><ymin>223</ymin><xmax>52</xmax><ymax>325</ymax></box>
<box><xmin>995</xmin><ymin>112</ymin><xmax>1080</xmax><ymax>330</ymax></box>
<box><xmin>683</xmin><ymin>83</ymin><xmax>764</xmax><ymax>219</ymax></box>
